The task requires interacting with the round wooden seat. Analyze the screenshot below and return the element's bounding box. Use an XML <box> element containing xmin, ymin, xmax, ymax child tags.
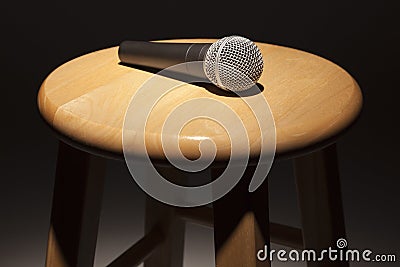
<box><xmin>39</xmin><ymin>39</ymin><xmax>363</xmax><ymax>267</ymax></box>
<box><xmin>38</xmin><ymin>39</ymin><xmax>362</xmax><ymax>160</ymax></box>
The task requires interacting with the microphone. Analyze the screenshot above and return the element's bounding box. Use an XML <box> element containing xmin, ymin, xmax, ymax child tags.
<box><xmin>118</xmin><ymin>36</ymin><xmax>264</xmax><ymax>92</ymax></box>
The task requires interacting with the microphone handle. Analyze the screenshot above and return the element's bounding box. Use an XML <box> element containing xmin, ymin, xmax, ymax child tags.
<box><xmin>118</xmin><ymin>41</ymin><xmax>212</xmax><ymax>69</ymax></box>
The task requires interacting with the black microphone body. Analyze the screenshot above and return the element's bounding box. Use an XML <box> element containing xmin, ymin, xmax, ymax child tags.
<box><xmin>118</xmin><ymin>41</ymin><xmax>212</xmax><ymax>69</ymax></box>
<box><xmin>117</xmin><ymin>36</ymin><xmax>264</xmax><ymax>92</ymax></box>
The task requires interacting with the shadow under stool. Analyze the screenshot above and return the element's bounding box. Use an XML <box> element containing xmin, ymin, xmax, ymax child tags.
<box><xmin>38</xmin><ymin>39</ymin><xmax>363</xmax><ymax>267</ymax></box>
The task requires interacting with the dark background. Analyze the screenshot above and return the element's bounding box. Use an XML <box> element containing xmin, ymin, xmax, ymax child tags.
<box><xmin>1</xmin><ymin>0</ymin><xmax>399</xmax><ymax>266</ymax></box>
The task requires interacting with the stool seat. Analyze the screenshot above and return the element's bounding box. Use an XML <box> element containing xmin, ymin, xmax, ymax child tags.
<box><xmin>38</xmin><ymin>39</ymin><xmax>362</xmax><ymax>161</ymax></box>
<box><xmin>40</xmin><ymin>38</ymin><xmax>361</xmax><ymax>267</ymax></box>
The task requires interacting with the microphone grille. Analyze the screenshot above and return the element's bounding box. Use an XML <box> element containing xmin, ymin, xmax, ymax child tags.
<box><xmin>203</xmin><ymin>36</ymin><xmax>264</xmax><ymax>92</ymax></box>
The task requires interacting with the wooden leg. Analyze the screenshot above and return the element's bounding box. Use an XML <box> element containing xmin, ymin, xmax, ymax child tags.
<box><xmin>106</xmin><ymin>226</ymin><xmax>165</xmax><ymax>267</ymax></box>
<box><xmin>46</xmin><ymin>141</ymin><xmax>106</xmax><ymax>267</ymax></box>
<box><xmin>294</xmin><ymin>144</ymin><xmax>348</xmax><ymax>267</ymax></box>
<box><xmin>144</xmin><ymin>166</ymin><xmax>186</xmax><ymax>267</ymax></box>
<box><xmin>212</xmin><ymin>165</ymin><xmax>270</xmax><ymax>267</ymax></box>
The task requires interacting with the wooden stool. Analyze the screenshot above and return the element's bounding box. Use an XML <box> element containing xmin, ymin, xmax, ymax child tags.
<box><xmin>38</xmin><ymin>39</ymin><xmax>362</xmax><ymax>267</ymax></box>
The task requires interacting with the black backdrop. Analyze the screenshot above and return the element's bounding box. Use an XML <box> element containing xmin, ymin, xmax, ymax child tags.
<box><xmin>1</xmin><ymin>0</ymin><xmax>399</xmax><ymax>266</ymax></box>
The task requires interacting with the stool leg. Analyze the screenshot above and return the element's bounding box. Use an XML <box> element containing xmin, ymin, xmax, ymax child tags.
<box><xmin>212</xmin><ymin>165</ymin><xmax>271</xmax><ymax>267</ymax></box>
<box><xmin>144</xmin><ymin>167</ymin><xmax>186</xmax><ymax>267</ymax></box>
<box><xmin>294</xmin><ymin>144</ymin><xmax>348</xmax><ymax>267</ymax></box>
<box><xmin>46</xmin><ymin>141</ymin><xmax>106</xmax><ymax>267</ymax></box>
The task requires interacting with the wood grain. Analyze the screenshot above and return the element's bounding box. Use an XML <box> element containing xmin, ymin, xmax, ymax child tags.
<box><xmin>38</xmin><ymin>39</ymin><xmax>362</xmax><ymax>161</ymax></box>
